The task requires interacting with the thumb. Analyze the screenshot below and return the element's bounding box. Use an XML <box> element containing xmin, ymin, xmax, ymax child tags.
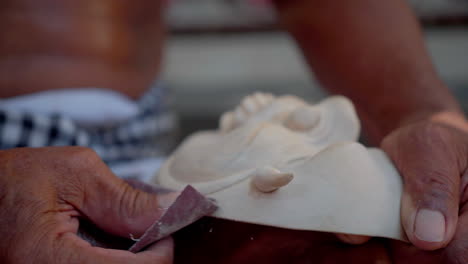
<box><xmin>141</xmin><ymin>236</ymin><xmax>174</xmax><ymax>260</ymax></box>
<box><xmin>68</xmin><ymin>153</ymin><xmax>179</xmax><ymax>237</ymax></box>
<box><xmin>382</xmin><ymin>123</ymin><xmax>464</xmax><ymax>250</ymax></box>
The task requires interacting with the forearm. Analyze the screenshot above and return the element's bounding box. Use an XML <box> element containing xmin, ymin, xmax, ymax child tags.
<box><xmin>274</xmin><ymin>0</ymin><xmax>463</xmax><ymax>143</ymax></box>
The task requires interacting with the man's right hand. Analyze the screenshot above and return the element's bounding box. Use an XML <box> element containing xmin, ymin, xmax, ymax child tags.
<box><xmin>382</xmin><ymin>112</ymin><xmax>468</xmax><ymax>263</ymax></box>
<box><xmin>0</xmin><ymin>147</ymin><xmax>174</xmax><ymax>264</ymax></box>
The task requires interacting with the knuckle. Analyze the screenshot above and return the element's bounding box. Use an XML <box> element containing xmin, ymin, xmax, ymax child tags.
<box><xmin>65</xmin><ymin>147</ymin><xmax>101</xmax><ymax>166</ymax></box>
<box><xmin>56</xmin><ymin>147</ymin><xmax>104</xmax><ymax>177</ymax></box>
<box><xmin>118</xmin><ymin>183</ymin><xmax>141</xmax><ymax>218</ymax></box>
<box><xmin>411</xmin><ymin>123</ymin><xmax>447</xmax><ymax>151</ymax></box>
<box><xmin>420</xmin><ymin>122</ymin><xmax>446</xmax><ymax>137</ymax></box>
<box><xmin>52</xmin><ymin>147</ymin><xmax>103</xmax><ymax>202</ymax></box>
<box><xmin>412</xmin><ymin>172</ymin><xmax>458</xmax><ymax>206</ymax></box>
<box><xmin>384</xmin><ymin>122</ymin><xmax>463</xmax><ymax>207</ymax></box>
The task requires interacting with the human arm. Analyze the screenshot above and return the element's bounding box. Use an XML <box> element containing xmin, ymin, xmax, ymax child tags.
<box><xmin>273</xmin><ymin>0</ymin><xmax>468</xmax><ymax>253</ymax></box>
<box><xmin>272</xmin><ymin>0</ymin><xmax>463</xmax><ymax>142</ymax></box>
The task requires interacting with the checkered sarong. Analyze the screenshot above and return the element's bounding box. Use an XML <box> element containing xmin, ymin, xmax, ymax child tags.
<box><xmin>0</xmin><ymin>83</ymin><xmax>178</xmax><ymax>164</ymax></box>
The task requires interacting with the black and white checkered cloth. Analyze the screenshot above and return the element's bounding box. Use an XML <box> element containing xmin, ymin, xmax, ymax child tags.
<box><xmin>0</xmin><ymin>83</ymin><xmax>178</xmax><ymax>164</ymax></box>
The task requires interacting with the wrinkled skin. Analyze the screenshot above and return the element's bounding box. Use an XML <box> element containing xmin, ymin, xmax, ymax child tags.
<box><xmin>174</xmin><ymin>114</ymin><xmax>468</xmax><ymax>264</ymax></box>
<box><xmin>0</xmin><ymin>147</ymin><xmax>174</xmax><ymax>264</ymax></box>
<box><xmin>0</xmin><ymin>0</ymin><xmax>466</xmax><ymax>263</ymax></box>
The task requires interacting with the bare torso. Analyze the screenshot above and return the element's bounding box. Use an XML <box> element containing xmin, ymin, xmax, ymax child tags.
<box><xmin>0</xmin><ymin>0</ymin><xmax>165</xmax><ymax>99</ymax></box>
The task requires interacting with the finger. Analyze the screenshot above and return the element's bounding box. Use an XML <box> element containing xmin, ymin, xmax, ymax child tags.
<box><xmin>82</xmin><ymin>170</ymin><xmax>180</xmax><ymax>237</ymax></box>
<box><xmin>60</xmin><ymin>148</ymin><xmax>180</xmax><ymax>237</ymax></box>
<box><xmin>56</xmin><ymin>233</ymin><xmax>173</xmax><ymax>264</ymax></box>
<box><xmin>140</xmin><ymin>237</ymin><xmax>174</xmax><ymax>260</ymax></box>
<box><xmin>335</xmin><ymin>233</ymin><xmax>371</xmax><ymax>245</ymax></box>
<box><xmin>382</xmin><ymin>124</ymin><xmax>463</xmax><ymax>250</ymax></box>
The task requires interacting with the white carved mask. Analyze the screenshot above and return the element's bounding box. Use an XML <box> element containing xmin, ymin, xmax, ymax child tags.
<box><xmin>154</xmin><ymin>93</ymin><xmax>405</xmax><ymax>241</ymax></box>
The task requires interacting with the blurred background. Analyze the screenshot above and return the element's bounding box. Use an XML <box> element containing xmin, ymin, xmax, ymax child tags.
<box><xmin>162</xmin><ymin>0</ymin><xmax>468</xmax><ymax>138</ymax></box>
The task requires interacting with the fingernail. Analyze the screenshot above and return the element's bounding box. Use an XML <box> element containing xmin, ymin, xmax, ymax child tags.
<box><xmin>414</xmin><ymin>209</ymin><xmax>445</xmax><ymax>242</ymax></box>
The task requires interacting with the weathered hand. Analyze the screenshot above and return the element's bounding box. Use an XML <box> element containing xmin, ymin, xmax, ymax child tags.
<box><xmin>382</xmin><ymin>112</ymin><xmax>468</xmax><ymax>262</ymax></box>
<box><xmin>0</xmin><ymin>147</ymin><xmax>175</xmax><ymax>264</ymax></box>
